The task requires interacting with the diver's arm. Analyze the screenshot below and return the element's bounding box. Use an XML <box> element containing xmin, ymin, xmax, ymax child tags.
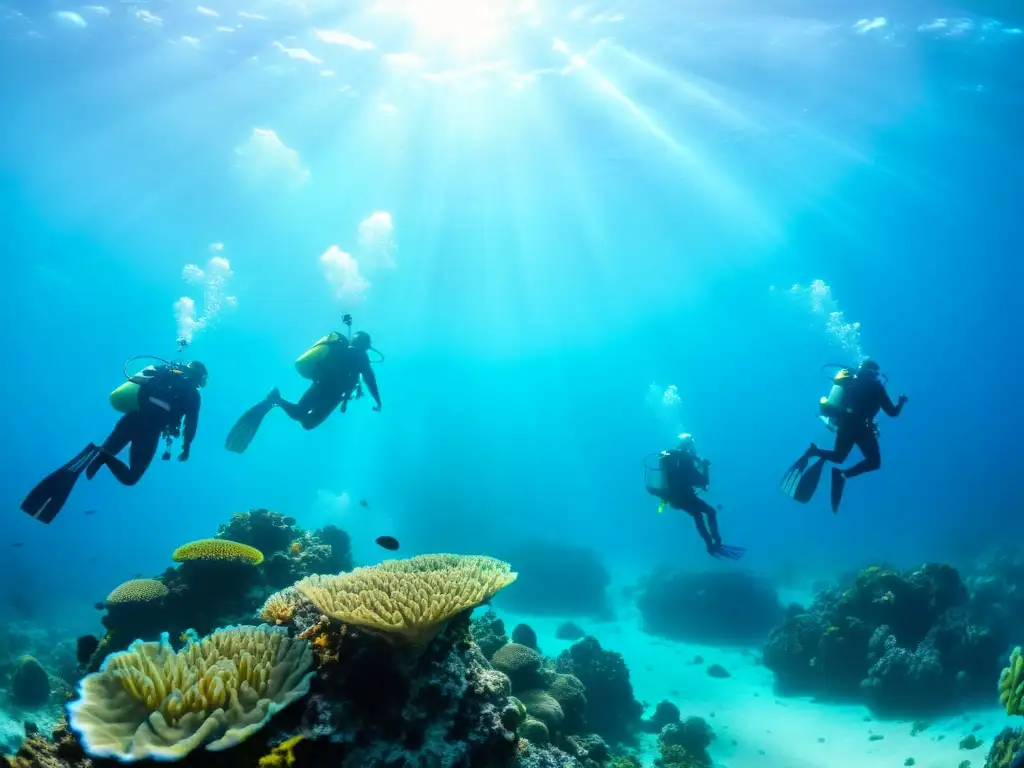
<box><xmin>879</xmin><ymin>386</ymin><xmax>905</xmax><ymax>418</ymax></box>
<box><xmin>182</xmin><ymin>390</ymin><xmax>201</xmax><ymax>449</ymax></box>
<box><xmin>360</xmin><ymin>355</ymin><xmax>382</xmax><ymax>408</ymax></box>
<box><xmin>698</xmin><ymin>459</ymin><xmax>710</xmax><ymax>491</ymax></box>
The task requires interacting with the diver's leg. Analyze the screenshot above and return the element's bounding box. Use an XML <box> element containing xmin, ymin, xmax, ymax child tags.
<box><xmin>275</xmin><ymin>383</ymin><xmax>322</xmax><ymax>423</ymax></box>
<box><xmin>842</xmin><ymin>429</ymin><xmax>881</xmax><ymax>478</ymax></box>
<box><xmin>297</xmin><ymin>387</ymin><xmax>345</xmax><ymax>430</ymax></box>
<box><xmin>674</xmin><ymin>496</ymin><xmax>716</xmax><ymax>550</ymax></box>
<box><xmin>693</xmin><ymin>497</ymin><xmax>722</xmax><ymax>547</ymax></box>
<box><xmin>87</xmin><ymin>414</ymin><xmax>134</xmax><ymax>479</ymax></box>
<box><xmin>813</xmin><ymin>427</ymin><xmax>856</xmax><ymax>463</ymax></box>
<box><xmin>102</xmin><ymin>422</ymin><xmax>161</xmax><ymax>486</ymax></box>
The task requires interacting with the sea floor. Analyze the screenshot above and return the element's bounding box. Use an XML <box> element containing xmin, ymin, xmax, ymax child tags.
<box><xmin>497</xmin><ymin>606</ymin><xmax>1015</xmax><ymax>768</ymax></box>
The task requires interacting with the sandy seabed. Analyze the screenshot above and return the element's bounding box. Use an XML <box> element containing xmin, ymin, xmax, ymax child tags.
<box><xmin>497</xmin><ymin>605</ymin><xmax>1015</xmax><ymax>768</ymax></box>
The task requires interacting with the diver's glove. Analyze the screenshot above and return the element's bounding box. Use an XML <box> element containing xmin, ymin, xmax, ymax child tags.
<box><xmin>178</xmin><ymin>446</ymin><xmax>191</xmax><ymax>462</ymax></box>
<box><xmin>898</xmin><ymin>394</ymin><xmax>909</xmax><ymax>405</ymax></box>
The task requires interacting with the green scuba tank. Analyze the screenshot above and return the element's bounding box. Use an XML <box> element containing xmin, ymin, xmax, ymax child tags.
<box><xmin>819</xmin><ymin>368</ymin><xmax>854</xmax><ymax>431</ymax></box>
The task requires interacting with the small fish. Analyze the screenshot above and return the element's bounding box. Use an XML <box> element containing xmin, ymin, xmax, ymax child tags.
<box><xmin>83</xmin><ymin>509</ymin><xmax>97</xmax><ymax>516</ymax></box>
<box><xmin>11</xmin><ymin>542</ymin><xmax>23</xmax><ymax>548</ymax></box>
<box><xmin>716</xmin><ymin>504</ymin><xmax>724</xmax><ymax>511</ymax></box>
<box><xmin>375</xmin><ymin>536</ymin><xmax>400</xmax><ymax>551</ymax></box>
<box><xmin>93</xmin><ymin>602</ymin><xmax>106</xmax><ymax>611</ymax></box>
<box><xmin>76</xmin><ymin>635</ymin><xmax>100</xmax><ymax>666</ymax></box>
<box><xmin>359</xmin><ymin>499</ymin><xmax>369</xmax><ymax>508</ymax></box>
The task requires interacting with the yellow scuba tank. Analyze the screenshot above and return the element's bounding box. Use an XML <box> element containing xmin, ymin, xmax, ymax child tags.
<box><xmin>109</xmin><ymin>363</ymin><xmax>186</xmax><ymax>413</ymax></box>
<box><xmin>819</xmin><ymin>368</ymin><xmax>854</xmax><ymax>431</ymax></box>
<box><xmin>295</xmin><ymin>332</ymin><xmax>348</xmax><ymax>380</ymax></box>
<box><xmin>109</xmin><ymin>380</ymin><xmax>141</xmax><ymax>413</ymax></box>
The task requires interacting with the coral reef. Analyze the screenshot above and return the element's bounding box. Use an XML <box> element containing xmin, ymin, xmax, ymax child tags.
<box><xmin>10</xmin><ymin>658</ymin><xmax>49</xmax><ymax>708</ymax></box>
<box><xmin>495</xmin><ymin>541</ymin><xmax>613</xmax><ymax>619</ymax></box>
<box><xmin>492</xmin><ymin>644</ymin><xmax>545</xmax><ymax>689</ymax></box>
<box><xmin>1000</xmin><ymin>647</ymin><xmax>1024</xmax><ymax>715</ymax></box>
<box><xmin>655</xmin><ymin>717</ymin><xmax>715</xmax><ymax>767</ymax></box>
<box><xmin>513</xmin><ymin>624</ymin><xmax>539</xmax><ymax>651</ymax></box>
<box><xmin>763</xmin><ymin>563</ymin><xmax>1003</xmax><ymax>715</ymax></box>
<box><xmin>642</xmin><ymin>701</ymin><xmax>681</xmax><ymax>733</ymax></box>
<box><xmin>293</xmin><ymin>554</ymin><xmax>517</xmax><ymax>645</ymax></box>
<box><xmin>4</xmin><ymin>534</ymin><xmax>645</xmax><ymax>768</ymax></box>
<box><xmin>67</xmin><ymin>625</ymin><xmax>313</xmax><ymax>761</ymax></box>
<box><xmin>637</xmin><ymin>568</ymin><xmax>783</xmax><ymax>644</ymax></box>
<box><xmin>471</xmin><ymin>609</ymin><xmax>510</xmax><ymax>660</ymax></box>
<box><xmin>89</xmin><ymin>509</ymin><xmax>355</xmax><ymax>671</ymax></box>
<box><xmin>985</xmin><ymin>727</ymin><xmax>1024</xmax><ymax>768</ymax></box>
<box><xmin>216</xmin><ymin>509</ymin><xmax>298</xmax><ymax>558</ymax></box>
<box><xmin>556</xmin><ymin>636</ymin><xmax>643</xmax><ymax>745</ymax></box>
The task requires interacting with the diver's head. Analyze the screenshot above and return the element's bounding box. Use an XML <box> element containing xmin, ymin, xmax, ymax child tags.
<box><xmin>857</xmin><ymin>358</ymin><xmax>881</xmax><ymax>380</ymax></box>
<box><xmin>676</xmin><ymin>433</ymin><xmax>697</xmax><ymax>455</ymax></box>
<box><xmin>185</xmin><ymin>360</ymin><xmax>209</xmax><ymax>388</ymax></box>
<box><xmin>351</xmin><ymin>331</ymin><xmax>372</xmax><ymax>351</ymax></box>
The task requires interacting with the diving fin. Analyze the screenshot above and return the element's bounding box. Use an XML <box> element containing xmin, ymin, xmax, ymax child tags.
<box><xmin>781</xmin><ymin>445</ymin><xmax>813</xmax><ymax>496</ymax></box>
<box><xmin>790</xmin><ymin>457</ymin><xmax>826</xmax><ymax>504</ymax></box>
<box><xmin>21</xmin><ymin>443</ymin><xmax>101</xmax><ymax>524</ymax></box>
<box><xmin>830</xmin><ymin>467</ymin><xmax>846</xmax><ymax>514</ymax></box>
<box><xmin>225</xmin><ymin>398</ymin><xmax>275</xmax><ymax>454</ymax></box>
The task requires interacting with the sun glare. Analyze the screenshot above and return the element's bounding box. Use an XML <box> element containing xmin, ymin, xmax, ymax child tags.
<box><xmin>386</xmin><ymin>0</ymin><xmax>513</xmax><ymax>55</ymax></box>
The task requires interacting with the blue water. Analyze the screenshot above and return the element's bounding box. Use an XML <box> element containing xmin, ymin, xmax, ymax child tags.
<box><xmin>0</xmin><ymin>0</ymin><xmax>1022</xmax><ymax>638</ymax></box>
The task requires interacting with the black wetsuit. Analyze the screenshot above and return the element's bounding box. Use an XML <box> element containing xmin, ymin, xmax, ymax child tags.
<box><xmin>278</xmin><ymin>346</ymin><xmax>381</xmax><ymax>430</ymax></box>
<box><xmin>660</xmin><ymin>449</ymin><xmax>721</xmax><ymax>551</ymax></box>
<box><xmin>89</xmin><ymin>369</ymin><xmax>201</xmax><ymax>486</ymax></box>
<box><xmin>814</xmin><ymin>376</ymin><xmax>903</xmax><ymax>477</ymax></box>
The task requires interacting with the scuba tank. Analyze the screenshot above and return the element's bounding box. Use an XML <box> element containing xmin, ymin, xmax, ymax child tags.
<box><xmin>295</xmin><ymin>332</ymin><xmax>350</xmax><ymax>380</ymax></box>
<box><xmin>819</xmin><ymin>367</ymin><xmax>854</xmax><ymax>432</ymax></box>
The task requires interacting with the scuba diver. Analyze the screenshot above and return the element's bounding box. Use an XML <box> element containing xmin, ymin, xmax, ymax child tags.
<box><xmin>225</xmin><ymin>316</ymin><xmax>382</xmax><ymax>454</ymax></box>
<box><xmin>782</xmin><ymin>358</ymin><xmax>907</xmax><ymax>513</ymax></box>
<box><xmin>645</xmin><ymin>434</ymin><xmax>746</xmax><ymax>560</ymax></box>
<box><xmin>20</xmin><ymin>352</ymin><xmax>208</xmax><ymax>524</ymax></box>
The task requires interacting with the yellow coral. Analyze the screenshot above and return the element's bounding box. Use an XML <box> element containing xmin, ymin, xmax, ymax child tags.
<box><xmin>259</xmin><ymin>735</ymin><xmax>305</xmax><ymax>767</ymax></box>
<box><xmin>295</xmin><ymin>554</ymin><xmax>517</xmax><ymax>645</ymax></box>
<box><xmin>106</xmin><ymin>579</ymin><xmax>168</xmax><ymax>605</ymax></box>
<box><xmin>172</xmin><ymin>539</ymin><xmax>264</xmax><ymax>566</ymax></box>
<box><xmin>259</xmin><ymin>588</ymin><xmax>300</xmax><ymax>626</ymax></box>
<box><xmin>999</xmin><ymin>646</ymin><xmax>1024</xmax><ymax>716</ymax></box>
<box><xmin>67</xmin><ymin>625</ymin><xmax>314</xmax><ymax>761</ymax></box>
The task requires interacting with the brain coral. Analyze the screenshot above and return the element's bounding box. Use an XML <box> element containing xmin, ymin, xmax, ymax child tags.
<box><xmin>517</xmin><ymin>689</ymin><xmax>564</xmax><ymax>731</ymax></box>
<box><xmin>491</xmin><ymin>643</ymin><xmax>543</xmax><ymax>688</ymax></box>
<box><xmin>106</xmin><ymin>579</ymin><xmax>168</xmax><ymax>605</ymax></box>
<box><xmin>172</xmin><ymin>539</ymin><xmax>264</xmax><ymax>566</ymax></box>
<box><xmin>67</xmin><ymin>624</ymin><xmax>313</xmax><ymax>761</ymax></box>
<box><xmin>294</xmin><ymin>553</ymin><xmax>517</xmax><ymax>644</ymax></box>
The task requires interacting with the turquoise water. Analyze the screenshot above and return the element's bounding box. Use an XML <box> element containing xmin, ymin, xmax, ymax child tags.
<box><xmin>1</xmin><ymin>1</ymin><xmax>1022</xmax><ymax>765</ymax></box>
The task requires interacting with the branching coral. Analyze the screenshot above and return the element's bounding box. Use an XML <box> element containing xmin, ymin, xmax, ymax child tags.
<box><xmin>294</xmin><ymin>554</ymin><xmax>517</xmax><ymax>645</ymax></box>
<box><xmin>67</xmin><ymin>625</ymin><xmax>313</xmax><ymax>761</ymax></box>
<box><xmin>1000</xmin><ymin>647</ymin><xmax>1024</xmax><ymax>716</ymax></box>
<box><xmin>172</xmin><ymin>539</ymin><xmax>264</xmax><ymax>566</ymax></box>
<box><xmin>259</xmin><ymin>588</ymin><xmax>302</xmax><ymax>626</ymax></box>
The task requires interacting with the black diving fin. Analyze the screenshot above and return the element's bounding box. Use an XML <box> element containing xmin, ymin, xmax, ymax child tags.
<box><xmin>21</xmin><ymin>443</ymin><xmax>101</xmax><ymax>524</ymax></box>
<box><xmin>781</xmin><ymin>445</ymin><xmax>826</xmax><ymax>504</ymax></box>
<box><xmin>225</xmin><ymin>398</ymin><xmax>275</xmax><ymax>454</ymax></box>
<box><xmin>791</xmin><ymin>458</ymin><xmax>826</xmax><ymax>504</ymax></box>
